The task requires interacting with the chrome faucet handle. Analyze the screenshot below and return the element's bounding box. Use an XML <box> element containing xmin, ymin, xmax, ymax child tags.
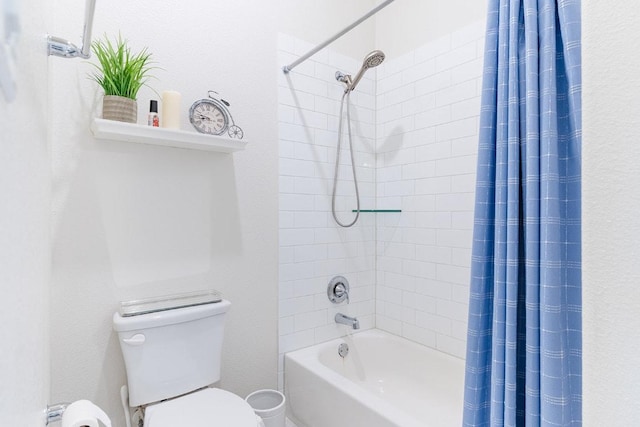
<box><xmin>327</xmin><ymin>276</ymin><xmax>350</xmax><ymax>304</ymax></box>
<box><xmin>334</xmin><ymin>282</ymin><xmax>350</xmax><ymax>304</ymax></box>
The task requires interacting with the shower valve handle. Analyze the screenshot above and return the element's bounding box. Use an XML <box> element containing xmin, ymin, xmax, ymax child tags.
<box><xmin>328</xmin><ymin>275</ymin><xmax>351</xmax><ymax>304</ymax></box>
<box><xmin>334</xmin><ymin>283</ymin><xmax>350</xmax><ymax>304</ymax></box>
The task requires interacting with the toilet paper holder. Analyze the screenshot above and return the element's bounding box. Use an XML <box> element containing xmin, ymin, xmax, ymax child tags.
<box><xmin>46</xmin><ymin>402</ymin><xmax>70</xmax><ymax>424</ymax></box>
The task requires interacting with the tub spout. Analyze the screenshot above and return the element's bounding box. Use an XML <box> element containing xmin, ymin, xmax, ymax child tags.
<box><xmin>335</xmin><ymin>313</ymin><xmax>360</xmax><ymax>329</ymax></box>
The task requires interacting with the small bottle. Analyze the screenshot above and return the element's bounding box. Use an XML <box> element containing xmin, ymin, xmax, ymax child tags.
<box><xmin>148</xmin><ymin>100</ymin><xmax>159</xmax><ymax>127</ymax></box>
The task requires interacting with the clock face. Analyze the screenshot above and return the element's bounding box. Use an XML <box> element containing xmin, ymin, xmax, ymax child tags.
<box><xmin>189</xmin><ymin>99</ymin><xmax>229</xmax><ymax>135</ymax></box>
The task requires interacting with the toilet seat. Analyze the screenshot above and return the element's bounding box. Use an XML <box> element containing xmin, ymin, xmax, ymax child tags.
<box><xmin>144</xmin><ymin>388</ymin><xmax>259</xmax><ymax>427</ymax></box>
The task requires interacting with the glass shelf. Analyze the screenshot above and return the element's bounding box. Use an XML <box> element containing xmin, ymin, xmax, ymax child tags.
<box><xmin>352</xmin><ymin>209</ymin><xmax>402</xmax><ymax>213</ymax></box>
<box><xmin>90</xmin><ymin>118</ymin><xmax>247</xmax><ymax>153</ymax></box>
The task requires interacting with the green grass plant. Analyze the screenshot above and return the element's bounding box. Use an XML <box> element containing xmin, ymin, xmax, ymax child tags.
<box><xmin>89</xmin><ymin>34</ymin><xmax>154</xmax><ymax>100</ymax></box>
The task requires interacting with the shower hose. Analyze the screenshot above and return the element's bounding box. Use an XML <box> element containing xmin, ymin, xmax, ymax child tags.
<box><xmin>332</xmin><ymin>90</ymin><xmax>360</xmax><ymax>228</ymax></box>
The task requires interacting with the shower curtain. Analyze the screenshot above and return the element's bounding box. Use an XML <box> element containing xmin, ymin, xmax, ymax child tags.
<box><xmin>463</xmin><ymin>1</ymin><xmax>581</xmax><ymax>426</ymax></box>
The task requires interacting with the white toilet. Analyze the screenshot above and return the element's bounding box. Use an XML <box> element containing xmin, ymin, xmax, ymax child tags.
<box><xmin>113</xmin><ymin>293</ymin><xmax>262</xmax><ymax>427</ymax></box>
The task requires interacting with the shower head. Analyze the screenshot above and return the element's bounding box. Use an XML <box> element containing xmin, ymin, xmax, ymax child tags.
<box><xmin>348</xmin><ymin>50</ymin><xmax>385</xmax><ymax>92</ymax></box>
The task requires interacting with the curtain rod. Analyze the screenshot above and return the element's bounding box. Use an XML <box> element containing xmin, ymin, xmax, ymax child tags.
<box><xmin>282</xmin><ymin>0</ymin><xmax>395</xmax><ymax>74</ymax></box>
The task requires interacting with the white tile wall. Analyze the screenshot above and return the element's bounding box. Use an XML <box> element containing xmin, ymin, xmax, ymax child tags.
<box><xmin>278</xmin><ymin>34</ymin><xmax>377</xmax><ymax>389</ymax></box>
<box><xmin>277</xmin><ymin>20</ymin><xmax>485</xmax><ymax>387</ymax></box>
<box><xmin>375</xmin><ymin>21</ymin><xmax>485</xmax><ymax>359</ymax></box>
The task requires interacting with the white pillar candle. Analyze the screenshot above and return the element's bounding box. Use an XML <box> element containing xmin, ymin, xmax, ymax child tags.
<box><xmin>161</xmin><ymin>90</ymin><xmax>181</xmax><ymax>129</ymax></box>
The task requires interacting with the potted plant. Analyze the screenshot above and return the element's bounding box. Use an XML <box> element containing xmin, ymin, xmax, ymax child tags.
<box><xmin>89</xmin><ymin>34</ymin><xmax>154</xmax><ymax>123</ymax></box>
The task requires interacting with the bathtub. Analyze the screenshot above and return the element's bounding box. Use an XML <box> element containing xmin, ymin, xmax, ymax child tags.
<box><xmin>284</xmin><ymin>329</ymin><xmax>465</xmax><ymax>427</ymax></box>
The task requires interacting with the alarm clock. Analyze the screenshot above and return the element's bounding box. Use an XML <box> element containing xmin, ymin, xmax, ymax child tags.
<box><xmin>188</xmin><ymin>91</ymin><xmax>244</xmax><ymax>139</ymax></box>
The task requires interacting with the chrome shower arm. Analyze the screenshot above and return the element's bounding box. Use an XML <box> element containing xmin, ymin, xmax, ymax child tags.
<box><xmin>48</xmin><ymin>0</ymin><xmax>96</xmax><ymax>59</ymax></box>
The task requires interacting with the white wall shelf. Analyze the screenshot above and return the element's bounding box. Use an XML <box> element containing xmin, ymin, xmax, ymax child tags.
<box><xmin>90</xmin><ymin>118</ymin><xmax>247</xmax><ymax>153</ymax></box>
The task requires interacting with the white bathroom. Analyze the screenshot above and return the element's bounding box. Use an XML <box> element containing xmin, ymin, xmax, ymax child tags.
<box><xmin>1</xmin><ymin>0</ymin><xmax>638</xmax><ymax>426</ymax></box>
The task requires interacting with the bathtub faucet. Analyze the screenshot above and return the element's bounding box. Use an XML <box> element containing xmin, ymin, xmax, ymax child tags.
<box><xmin>335</xmin><ymin>313</ymin><xmax>360</xmax><ymax>330</ymax></box>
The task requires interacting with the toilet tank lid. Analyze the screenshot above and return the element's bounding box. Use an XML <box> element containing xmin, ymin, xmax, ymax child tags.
<box><xmin>119</xmin><ymin>290</ymin><xmax>223</xmax><ymax>317</ymax></box>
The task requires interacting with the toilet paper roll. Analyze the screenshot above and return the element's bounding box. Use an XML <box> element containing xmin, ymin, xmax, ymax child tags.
<box><xmin>61</xmin><ymin>400</ymin><xmax>112</xmax><ymax>427</ymax></box>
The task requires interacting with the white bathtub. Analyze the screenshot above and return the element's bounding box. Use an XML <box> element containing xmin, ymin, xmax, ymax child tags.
<box><xmin>284</xmin><ymin>329</ymin><xmax>465</xmax><ymax>427</ymax></box>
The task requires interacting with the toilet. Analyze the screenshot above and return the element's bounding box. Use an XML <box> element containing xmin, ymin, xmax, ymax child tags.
<box><xmin>113</xmin><ymin>292</ymin><xmax>262</xmax><ymax>427</ymax></box>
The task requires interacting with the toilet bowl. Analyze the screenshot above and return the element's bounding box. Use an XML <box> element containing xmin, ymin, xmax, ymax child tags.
<box><xmin>113</xmin><ymin>291</ymin><xmax>262</xmax><ymax>426</ymax></box>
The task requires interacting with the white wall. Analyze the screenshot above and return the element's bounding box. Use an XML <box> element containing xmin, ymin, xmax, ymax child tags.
<box><xmin>278</xmin><ymin>0</ymin><xmax>376</xmax><ymax>59</ymax></box>
<box><xmin>0</xmin><ymin>0</ymin><xmax>51</xmax><ymax>424</ymax></box>
<box><xmin>375</xmin><ymin>20</ymin><xmax>485</xmax><ymax>358</ymax></box>
<box><xmin>49</xmin><ymin>1</ymin><xmax>279</xmax><ymax>425</ymax></box>
<box><xmin>583</xmin><ymin>0</ymin><xmax>640</xmax><ymax>424</ymax></box>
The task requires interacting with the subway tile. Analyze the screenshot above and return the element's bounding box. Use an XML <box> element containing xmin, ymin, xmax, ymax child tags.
<box><xmin>279</xmin><ymin>315</ymin><xmax>295</xmax><ymax>335</ymax></box>
<box><xmin>415</xmin><ymin>35</ymin><xmax>452</xmax><ymax>64</ymax></box>
<box><xmin>294</xmin><ymin>109</ymin><xmax>329</xmax><ymax>130</ymax></box>
<box><xmin>377</xmin><ymin>315</ymin><xmax>403</xmax><ymax>335</ymax></box>
<box><xmin>452</xmin><ymin>284</ymin><xmax>471</xmax><ymax>305</ymax></box>
<box><xmin>415</xmin><ymin>278</ymin><xmax>453</xmax><ymax>300</ymax></box>
<box><xmin>280</xmin><ymin>295</ymin><xmax>315</xmax><ymax>317</ymax></box>
<box><xmin>415</xmin><ymin>72</ymin><xmax>452</xmax><ymax>97</ymax></box>
<box><xmin>402</xmin><ymin>323</ymin><xmax>437</xmax><ymax>348</ymax></box>
<box><xmin>294</xmin><ymin>244</ymin><xmax>328</xmax><ymax>263</ymax></box>
<box><xmin>402</xmin><ymin>161</ymin><xmax>437</xmax><ymax>180</ymax></box>
<box><xmin>436</xmin><ymin>334</ymin><xmax>466</xmax><ymax>359</ymax></box>
<box><xmin>280</xmin><ymin>262</ymin><xmax>316</xmax><ymax>282</ymax></box>
<box><xmin>416</xmin><ymin>311</ymin><xmax>452</xmax><ymax>335</ymax></box>
<box><xmin>437</xmin><ymin>264</ymin><xmax>472</xmax><ymax>286</ymax></box>
<box><xmin>435</xmin><ymin>193</ymin><xmax>475</xmax><ymax>212</ymax></box>
<box><xmin>279</xmin><ymin>122</ymin><xmax>313</xmax><ymax>144</ymax></box>
<box><xmin>280</xmin><ymin>211</ymin><xmax>295</xmax><ymax>229</ymax></box>
<box><xmin>403</xmin><ymin>291</ymin><xmax>437</xmax><ymax>314</ymax></box>
<box><xmin>294</xmin><ymin>211</ymin><xmax>328</xmax><ymax>228</ymax></box>
<box><xmin>452</xmin><ymin>211</ymin><xmax>474</xmax><ymax>230</ymax></box>
<box><xmin>451</xmin><ymin>96</ymin><xmax>481</xmax><ymax>121</ymax></box>
<box><xmin>416</xmin><ymin>244</ymin><xmax>453</xmax><ymax>264</ymax></box>
<box><xmin>415</xmin><ymin>105</ymin><xmax>453</xmax><ymax>129</ymax></box>
<box><xmin>451</xmin><ymin>248</ymin><xmax>472</xmax><ymax>268</ymax></box>
<box><xmin>402</xmin><ymin>59</ymin><xmax>437</xmax><ymax>85</ymax></box>
<box><xmin>451</xmin><ymin>21</ymin><xmax>486</xmax><ymax>49</ymax></box>
<box><xmin>402</xmin><ymin>227</ymin><xmax>437</xmax><ymax>245</ymax></box>
<box><xmin>294</xmin><ymin>309</ymin><xmax>328</xmax><ymax>332</ymax></box>
<box><xmin>378</xmin><ymin>72</ymin><xmax>404</xmax><ymax>94</ymax></box>
<box><xmin>436</xmin><ymin>229</ymin><xmax>473</xmax><ymax>249</ymax></box>
<box><xmin>280</xmin><ymin>329</ymin><xmax>315</xmax><ymax>353</ymax></box>
<box><xmin>402</xmin><ymin>260</ymin><xmax>436</xmax><ymax>280</ymax></box>
<box><xmin>415</xmin><ymin>176</ymin><xmax>452</xmax><ymax>195</ymax></box>
<box><xmin>416</xmin><ymin>140</ymin><xmax>454</xmax><ymax>163</ymax></box>
<box><xmin>451</xmin><ymin>58</ymin><xmax>484</xmax><ymax>85</ymax></box>
<box><xmin>435</xmin><ymin>42</ymin><xmax>479</xmax><ymax>73</ymax></box>
<box><xmin>435</xmin><ymin>80</ymin><xmax>477</xmax><ymax>107</ymax></box>
<box><xmin>278</xmin><ymin>86</ymin><xmax>315</xmax><ymax>110</ymax></box>
<box><xmin>436</xmin><ymin>299</ymin><xmax>469</xmax><ymax>322</ymax></box>
<box><xmin>435</xmin><ymin>154</ymin><xmax>477</xmax><ymax>176</ymax></box>
<box><xmin>279</xmin><ymin>228</ymin><xmax>315</xmax><ymax>246</ymax></box>
<box><xmin>280</xmin><ymin>193</ymin><xmax>315</xmax><ymax>212</ymax></box>
<box><xmin>451</xmin><ymin>135</ymin><xmax>479</xmax><ymax>157</ymax></box>
<box><xmin>293</xmin><ymin>142</ymin><xmax>328</xmax><ymax>163</ymax></box>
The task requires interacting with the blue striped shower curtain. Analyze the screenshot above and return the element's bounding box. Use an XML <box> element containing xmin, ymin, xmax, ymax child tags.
<box><xmin>463</xmin><ymin>1</ymin><xmax>581</xmax><ymax>426</ymax></box>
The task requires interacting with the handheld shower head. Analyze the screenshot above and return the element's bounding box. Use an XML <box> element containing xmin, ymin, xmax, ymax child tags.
<box><xmin>348</xmin><ymin>50</ymin><xmax>385</xmax><ymax>92</ymax></box>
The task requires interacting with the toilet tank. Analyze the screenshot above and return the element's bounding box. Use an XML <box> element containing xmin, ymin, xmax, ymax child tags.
<box><xmin>113</xmin><ymin>298</ymin><xmax>231</xmax><ymax>407</ymax></box>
